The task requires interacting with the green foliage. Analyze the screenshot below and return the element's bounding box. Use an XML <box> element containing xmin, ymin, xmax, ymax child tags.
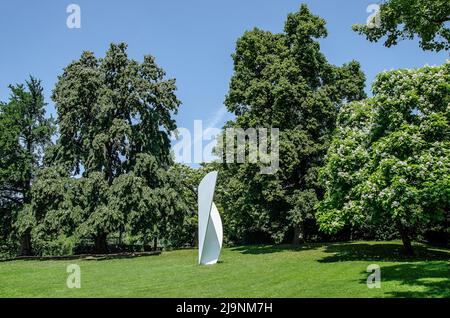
<box><xmin>0</xmin><ymin>77</ymin><xmax>55</xmax><ymax>255</ymax></box>
<box><xmin>32</xmin><ymin>234</ymin><xmax>79</xmax><ymax>257</ymax></box>
<box><xmin>215</xmin><ymin>5</ymin><xmax>366</xmax><ymax>244</ymax></box>
<box><xmin>51</xmin><ymin>43</ymin><xmax>180</xmax><ymax>177</ymax></box>
<box><xmin>158</xmin><ymin>163</ymin><xmax>204</xmax><ymax>247</ymax></box>
<box><xmin>31</xmin><ymin>43</ymin><xmax>191</xmax><ymax>253</ymax></box>
<box><xmin>27</xmin><ymin>166</ymin><xmax>79</xmax><ymax>253</ymax></box>
<box><xmin>353</xmin><ymin>0</ymin><xmax>450</xmax><ymax>51</ymax></box>
<box><xmin>317</xmin><ymin>62</ymin><xmax>450</xmax><ymax>253</ymax></box>
<box><xmin>2</xmin><ymin>7</ymin><xmax>447</xmax><ymax>258</ymax></box>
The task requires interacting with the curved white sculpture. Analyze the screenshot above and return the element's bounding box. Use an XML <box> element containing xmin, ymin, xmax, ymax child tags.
<box><xmin>198</xmin><ymin>171</ymin><xmax>223</xmax><ymax>265</ymax></box>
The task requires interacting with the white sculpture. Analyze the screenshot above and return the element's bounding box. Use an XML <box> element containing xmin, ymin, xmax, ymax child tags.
<box><xmin>198</xmin><ymin>171</ymin><xmax>223</xmax><ymax>265</ymax></box>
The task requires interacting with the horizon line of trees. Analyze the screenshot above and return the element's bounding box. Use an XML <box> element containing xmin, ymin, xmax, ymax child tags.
<box><xmin>1</xmin><ymin>2</ymin><xmax>448</xmax><ymax>258</ymax></box>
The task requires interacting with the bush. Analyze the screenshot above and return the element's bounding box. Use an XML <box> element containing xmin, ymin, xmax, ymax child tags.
<box><xmin>32</xmin><ymin>234</ymin><xmax>79</xmax><ymax>256</ymax></box>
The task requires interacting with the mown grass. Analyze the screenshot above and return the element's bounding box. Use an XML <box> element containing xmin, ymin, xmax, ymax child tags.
<box><xmin>0</xmin><ymin>240</ymin><xmax>448</xmax><ymax>297</ymax></box>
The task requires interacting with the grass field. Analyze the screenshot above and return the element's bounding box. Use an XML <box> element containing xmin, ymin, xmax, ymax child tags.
<box><xmin>0</xmin><ymin>241</ymin><xmax>449</xmax><ymax>298</ymax></box>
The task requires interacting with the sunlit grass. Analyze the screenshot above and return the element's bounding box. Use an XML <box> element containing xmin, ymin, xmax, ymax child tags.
<box><xmin>0</xmin><ymin>241</ymin><xmax>448</xmax><ymax>297</ymax></box>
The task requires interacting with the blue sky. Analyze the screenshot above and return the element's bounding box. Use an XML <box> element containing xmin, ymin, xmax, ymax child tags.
<box><xmin>1</xmin><ymin>0</ymin><xmax>448</xmax><ymax>162</ymax></box>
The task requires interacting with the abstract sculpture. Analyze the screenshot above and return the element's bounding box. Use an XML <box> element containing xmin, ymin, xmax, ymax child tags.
<box><xmin>198</xmin><ymin>171</ymin><xmax>223</xmax><ymax>265</ymax></box>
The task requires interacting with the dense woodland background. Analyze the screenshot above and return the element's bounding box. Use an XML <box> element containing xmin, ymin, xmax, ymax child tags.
<box><xmin>1</xmin><ymin>2</ymin><xmax>449</xmax><ymax>258</ymax></box>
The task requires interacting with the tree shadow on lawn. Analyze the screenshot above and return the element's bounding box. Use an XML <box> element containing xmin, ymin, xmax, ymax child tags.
<box><xmin>5</xmin><ymin>251</ymin><xmax>162</xmax><ymax>262</ymax></box>
<box><xmin>233</xmin><ymin>242</ymin><xmax>449</xmax><ymax>297</ymax></box>
<box><xmin>359</xmin><ymin>262</ymin><xmax>450</xmax><ymax>298</ymax></box>
<box><xmin>232</xmin><ymin>242</ymin><xmax>450</xmax><ymax>261</ymax></box>
<box><xmin>321</xmin><ymin>243</ymin><xmax>450</xmax><ymax>298</ymax></box>
<box><xmin>231</xmin><ymin>243</ymin><xmax>328</xmax><ymax>255</ymax></box>
<box><xmin>318</xmin><ymin>243</ymin><xmax>450</xmax><ymax>263</ymax></box>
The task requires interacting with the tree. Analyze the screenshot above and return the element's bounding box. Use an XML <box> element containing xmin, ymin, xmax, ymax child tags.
<box><xmin>317</xmin><ymin>62</ymin><xmax>450</xmax><ymax>255</ymax></box>
<box><xmin>215</xmin><ymin>5</ymin><xmax>366</xmax><ymax>245</ymax></box>
<box><xmin>49</xmin><ymin>43</ymin><xmax>181</xmax><ymax>253</ymax></box>
<box><xmin>0</xmin><ymin>77</ymin><xmax>54</xmax><ymax>255</ymax></box>
<box><xmin>160</xmin><ymin>163</ymin><xmax>205</xmax><ymax>248</ymax></box>
<box><xmin>353</xmin><ymin>0</ymin><xmax>450</xmax><ymax>52</ymax></box>
<box><xmin>122</xmin><ymin>155</ymin><xmax>192</xmax><ymax>250</ymax></box>
<box><xmin>28</xmin><ymin>166</ymin><xmax>79</xmax><ymax>256</ymax></box>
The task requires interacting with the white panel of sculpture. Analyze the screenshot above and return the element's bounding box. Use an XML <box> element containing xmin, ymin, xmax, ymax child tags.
<box><xmin>198</xmin><ymin>171</ymin><xmax>223</xmax><ymax>265</ymax></box>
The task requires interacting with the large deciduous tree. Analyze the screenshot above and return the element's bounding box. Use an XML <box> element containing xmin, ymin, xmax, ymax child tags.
<box><xmin>215</xmin><ymin>5</ymin><xmax>366</xmax><ymax>244</ymax></box>
<box><xmin>353</xmin><ymin>0</ymin><xmax>450</xmax><ymax>52</ymax></box>
<box><xmin>317</xmin><ymin>62</ymin><xmax>450</xmax><ymax>255</ymax></box>
<box><xmin>48</xmin><ymin>43</ymin><xmax>182</xmax><ymax>253</ymax></box>
<box><xmin>0</xmin><ymin>77</ymin><xmax>54</xmax><ymax>255</ymax></box>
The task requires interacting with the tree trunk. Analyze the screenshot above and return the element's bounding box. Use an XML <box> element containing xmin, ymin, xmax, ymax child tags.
<box><xmin>106</xmin><ymin>142</ymin><xmax>114</xmax><ymax>186</ymax></box>
<box><xmin>94</xmin><ymin>234</ymin><xmax>108</xmax><ymax>254</ymax></box>
<box><xmin>194</xmin><ymin>231</ymin><xmax>198</xmax><ymax>248</ymax></box>
<box><xmin>398</xmin><ymin>223</ymin><xmax>414</xmax><ymax>256</ymax></box>
<box><xmin>19</xmin><ymin>139</ymin><xmax>34</xmax><ymax>257</ymax></box>
<box><xmin>20</xmin><ymin>229</ymin><xmax>33</xmax><ymax>256</ymax></box>
<box><xmin>153</xmin><ymin>237</ymin><xmax>158</xmax><ymax>251</ymax></box>
<box><xmin>292</xmin><ymin>222</ymin><xmax>305</xmax><ymax>245</ymax></box>
<box><xmin>445</xmin><ymin>207</ymin><xmax>450</xmax><ymax>247</ymax></box>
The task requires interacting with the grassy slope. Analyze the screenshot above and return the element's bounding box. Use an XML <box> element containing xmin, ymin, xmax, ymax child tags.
<box><xmin>0</xmin><ymin>241</ymin><xmax>449</xmax><ymax>298</ymax></box>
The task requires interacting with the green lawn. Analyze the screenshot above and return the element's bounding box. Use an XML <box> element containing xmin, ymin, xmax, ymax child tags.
<box><xmin>0</xmin><ymin>241</ymin><xmax>449</xmax><ymax>298</ymax></box>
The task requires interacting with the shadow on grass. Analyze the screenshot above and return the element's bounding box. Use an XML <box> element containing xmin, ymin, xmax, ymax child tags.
<box><xmin>322</xmin><ymin>243</ymin><xmax>450</xmax><ymax>298</ymax></box>
<box><xmin>318</xmin><ymin>243</ymin><xmax>450</xmax><ymax>263</ymax></box>
<box><xmin>231</xmin><ymin>243</ymin><xmax>327</xmax><ymax>255</ymax></box>
<box><xmin>232</xmin><ymin>242</ymin><xmax>449</xmax><ymax>262</ymax></box>
<box><xmin>233</xmin><ymin>241</ymin><xmax>450</xmax><ymax>297</ymax></box>
<box><xmin>2</xmin><ymin>251</ymin><xmax>162</xmax><ymax>262</ymax></box>
<box><xmin>360</xmin><ymin>262</ymin><xmax>450</xmax><ymax>298</ymax></box>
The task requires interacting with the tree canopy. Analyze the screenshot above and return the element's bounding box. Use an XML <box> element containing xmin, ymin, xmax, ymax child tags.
<box><xmin>33</xmin><ymin>43</ymin><xmax>187</xmax><ymax>253</ymax></box>
<box><xmin>353</xmin><ymin>0</ymin><xmax>450</xmax><ymax>51</ymax></box>
<box><xmin>214</xmin><ymin>4</ymin><xmax>366</xmax><ymax>245</ymax></box>
<box><xmin>317</xmin><ymin>62</ymin><xmax>450</xmax><ymax>254</ymax></box>
<box><xmin>0</xmin><ymin>77</ymin><xmax>54</xmax><ymax>255</ymax></box>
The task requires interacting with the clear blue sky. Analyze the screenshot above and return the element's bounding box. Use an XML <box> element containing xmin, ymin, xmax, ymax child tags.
<box><xmin>1</xmin><ymin>0</ymin><xmax>448</xmax><ymax>146</ymax></box>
